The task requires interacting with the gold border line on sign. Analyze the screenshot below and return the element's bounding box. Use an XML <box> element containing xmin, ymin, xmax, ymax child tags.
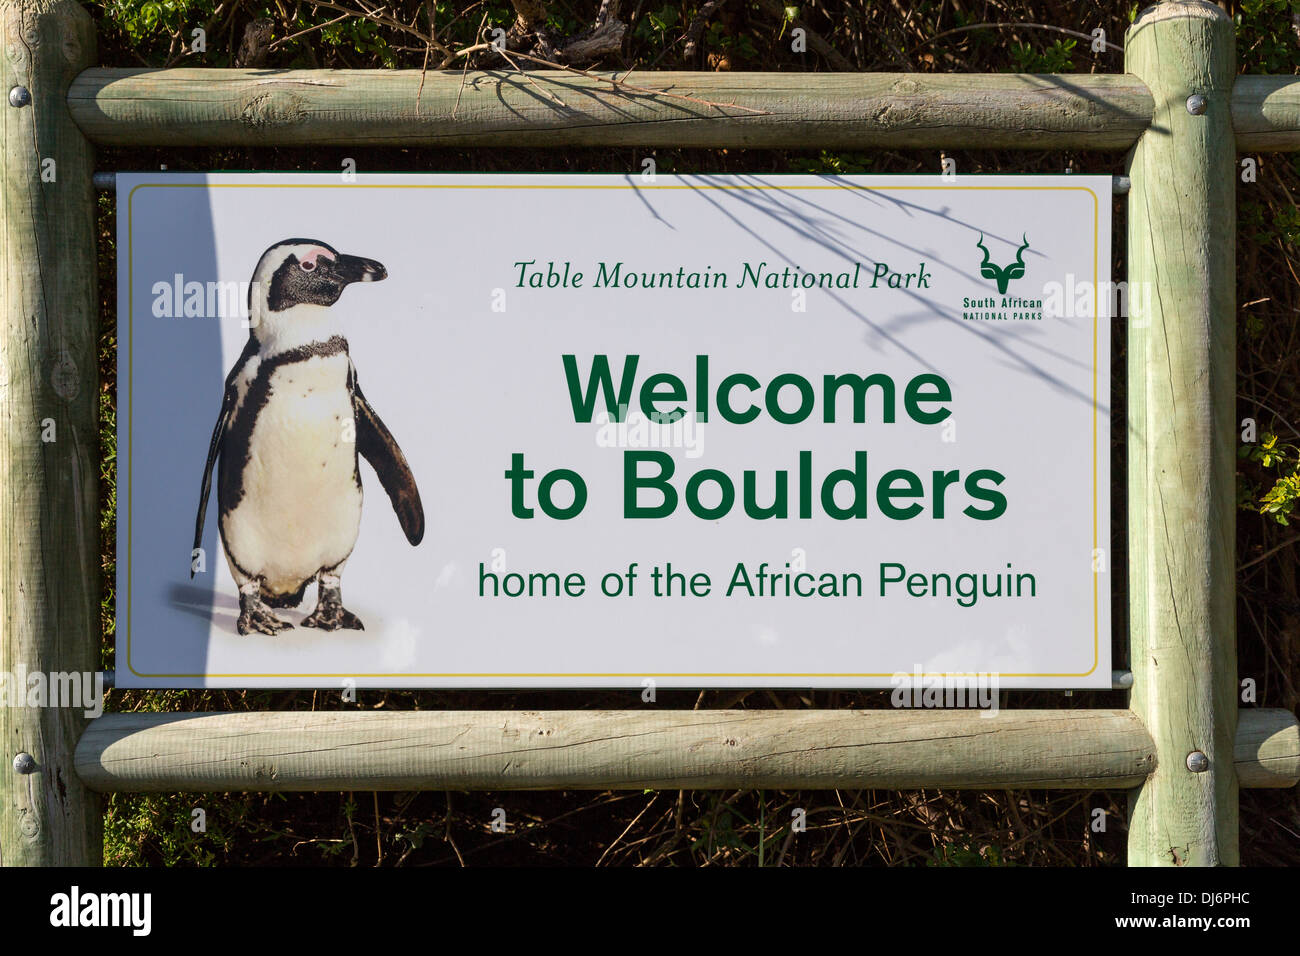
<box><xmin>125</xmin><ymin>180</ymin><xmax>1103</xmax><ymax>680</ymax></box>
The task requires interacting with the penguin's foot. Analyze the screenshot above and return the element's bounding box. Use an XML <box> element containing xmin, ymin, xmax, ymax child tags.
<box><xmin>302</xmin><ymin>584</ymin><xmax>364</xmax><ymax>631</ymax></box>
<box><xmin>237</xmin><ymin>593</ymin><xmax>292</xmax><ymax>636</ymax></box>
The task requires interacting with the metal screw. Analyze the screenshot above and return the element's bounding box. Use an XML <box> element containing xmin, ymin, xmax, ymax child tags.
<box><xmin>12</xmin><ymin>752</ymin><xmax>36</xmax><ymax>774</ymax></box>
<box><xmin>8</xmin><ymin>86</ymin><xmax>30</xmax><ymax>108</ymax></box>
<box><xmin>1186</xmin><ymin>94</ymin><xmax>1207</xmax><ymax>116</ymax></box>
<box><xmin>1186</xmin><ymin>750</ymin><xmax>1209</xmax><ymax>772</ymax></box>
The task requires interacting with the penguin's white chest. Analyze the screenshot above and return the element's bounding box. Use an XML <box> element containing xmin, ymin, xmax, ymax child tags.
<box><xmin>221</xmin><ymin>352</ymin><xmax>363</xmax><ymax>595</ymax></box>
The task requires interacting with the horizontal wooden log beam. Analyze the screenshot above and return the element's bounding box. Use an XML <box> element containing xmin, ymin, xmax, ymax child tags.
<box><xmin>71</xmin><ymin>708</ymin><xmax>1299</xmax><ymax>793</ymax></box>
<box><xmin>1234</xmin><ymin>706</ymin><xmax>1300</xmax><ymax>787</ymax></box>
<box><xmin>67</xmin><ymin>69</ymin><xmax>1156</xmax><ymax>150</ymax></box>
<box><xmin>63</xmin><ymin>70</ymin><xmax>1300</xmax><ymax>152</ymax></box>
<box><xmin>1231</xmin><ymin>75</ymin><xmax>1300</xmax><ymax>151</ymax></box>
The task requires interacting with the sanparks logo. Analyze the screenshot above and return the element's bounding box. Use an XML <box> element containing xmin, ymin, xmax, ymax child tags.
<box><xmin>976</xmin><ymin>233</ymin><xmax>1029</xmax><ymax>294</ymax></box>
<box><xmin>962</xmin><ymin>232</ymin><xmax>1043</xmax><ymax>322</ymax></box>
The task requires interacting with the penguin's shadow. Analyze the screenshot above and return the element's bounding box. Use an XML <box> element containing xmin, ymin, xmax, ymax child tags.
<box><xmin>169</xmin><ymin>582</ymin><xmax>242</xmax><ymax>632</ymax></box>
<box><xmin>168</xmin><ymin>581</ymin><xmax>314</xmax><ymax>634</ymax></box>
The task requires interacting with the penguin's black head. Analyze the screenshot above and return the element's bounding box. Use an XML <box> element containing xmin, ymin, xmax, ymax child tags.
<box><xmin>253</xmin><ymin>239</ymin><xmax>387</xmax><ymax>313</ymax></box>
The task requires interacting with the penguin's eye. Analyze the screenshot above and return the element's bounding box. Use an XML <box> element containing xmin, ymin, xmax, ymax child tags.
<box><xmin>299</xmin><ymin>260</ymin><xmax>317</xmax><ymax>272</ymax></box>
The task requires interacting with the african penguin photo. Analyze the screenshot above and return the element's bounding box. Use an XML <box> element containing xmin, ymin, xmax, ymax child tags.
<box><xmin>192</xmin><ymin>238</ymin><xmax>425</xmax><ymax>636</ymax></box>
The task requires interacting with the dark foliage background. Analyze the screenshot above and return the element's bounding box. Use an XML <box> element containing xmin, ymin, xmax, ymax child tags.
<box><xmin>90</xmin><ymin>0</ymin><xmax>1300</xmax><ymax>865</ymax></box>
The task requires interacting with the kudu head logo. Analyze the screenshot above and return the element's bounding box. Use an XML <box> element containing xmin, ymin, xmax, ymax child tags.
<box><xmin>976</xmin><ymin>233</ymin><xmax>1029</xmax><ymax>294</ymax></box>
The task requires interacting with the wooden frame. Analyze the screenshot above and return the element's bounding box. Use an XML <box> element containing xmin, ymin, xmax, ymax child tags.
<box><xmin>3</xmin><ymin>0</ymin><xmax>1299</xmax><ymax>867</ymax></box>
<box><xmin>74</xmin><ymin>709</ymin><xmax>1299</xmax><ymax>793</ymax></box>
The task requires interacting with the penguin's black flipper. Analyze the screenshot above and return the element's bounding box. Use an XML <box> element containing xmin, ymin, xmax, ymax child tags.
<box><xmin>193</xmin><ymin>384</ymin><xmax>234</xmax><ymax>578</ymax></box>
<box><xmin>353</xmin><ymin>382</ymin><xmax>425</xmax><ymax>546</ymax></box>
<box><xmin>193</xmin><ymin>338</ymin><xmax>258</xmax><ymax>577</ymax></box>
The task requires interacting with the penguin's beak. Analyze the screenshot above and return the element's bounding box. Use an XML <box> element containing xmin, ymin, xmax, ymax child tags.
<box><xmin>334</xmin><ymin>254</ymin><xmax>387</xmax><ymax>284</ymax></box>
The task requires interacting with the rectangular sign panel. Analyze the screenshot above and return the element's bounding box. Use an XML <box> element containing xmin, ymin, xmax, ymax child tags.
<box><xmin>117</xmin><ymin>173</ymin><xmax>1111</xmax><ymax>688</ymax></box>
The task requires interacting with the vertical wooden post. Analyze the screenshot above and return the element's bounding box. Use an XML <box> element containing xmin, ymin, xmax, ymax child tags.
<box><xmin>0</xmin><ymin>0</ymin><xmax>100</xmax><ymax>866</ymax></box>
<box><xmin>1125</xmin><ymin>1</ymin><xmax>1238</xmax><ymax>866</ymax></box>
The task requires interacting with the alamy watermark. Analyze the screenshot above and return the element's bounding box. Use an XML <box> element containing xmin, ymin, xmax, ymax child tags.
<box><xmin>151</xmin><ymin>273</ymin><xmax>257</xmax><ymax>319</ymax></box>
<box><xmin>1041</xmin><ymin>274</ymin><xmax>1152</xmax><ymax>323</ymax></box>
<box><xmin>890</xmin><ymin>666</ymin><xmax>1000</xmax><ymax>716</ymax></box>
<box><xmin>0</xmin><ymin>668</ymin><xmax>103</xmax><ymax>718</ymax></box>
<box><xmin>594</xmin><ymin>407</ymin><xmax>706</xmax><ymax>459</ymax></box>
<box><xmin>50</xmin><ymin>886</ymin><xmax>151</xmax><ymax>936</ymax></box>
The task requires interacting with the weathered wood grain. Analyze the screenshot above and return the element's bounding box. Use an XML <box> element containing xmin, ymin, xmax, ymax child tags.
<box><xmin>1124</xmin><ymin>0</ymin><xmax>1239</xmax><ymax>867</ymax></box>
<box><xmin>1232</xmin><ymin>75</ymin><xmax>1300</xmax><ymax>151</ymax></box>
<box><xmin>0</xmin><ymin>0</ymin><xmax>101</xmax><ymax>866</ymax></box>
<box><xmin>76</xmin><ymin>709</ymin><xmax>1161</xmax><ymax>792</ymax></box>
<box><xmin>1235</xmin><ymin>708</ymin><xmax>1300</xmax><ymax>789</ymax></box>
<box><xmin>63</xmin><ymin>68</ymin><xmax>1300</xmax><ymax>152</ymax></box>
<box><xmin>71</xmin><ymin>708</ymin><xmax>1300</xmax><ymax>793</ymax></box>
<box><xmin>65</xmin><ymin>69</ymin><xmax>1155</xmax><ymax>149</ymax></box>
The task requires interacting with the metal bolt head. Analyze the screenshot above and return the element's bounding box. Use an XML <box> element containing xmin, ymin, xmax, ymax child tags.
<box><xmin>8</xmin><ymin>86</ymin><xmax>30</xmax><ymax>108</ymax></box>
<box><xmin>1186</xmin><ymin>750</ymin><xmax>1209</xmax><ymax>773</ymax></box>
<box><xmin>1186</xmin><ymin>94</ymin><xmax>1207</xmax><ymax>116</ymax></box>
<box><xmin>12</xmin><ymin>752</ymin><xmax>36</xmax><ymax>774</ymax></box>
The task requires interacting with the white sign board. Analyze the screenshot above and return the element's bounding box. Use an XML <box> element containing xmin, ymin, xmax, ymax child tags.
<box><xmin>117</xmin><ymin>173</ymin><xmax>1111</xmax><ymax>688</ymax></box>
